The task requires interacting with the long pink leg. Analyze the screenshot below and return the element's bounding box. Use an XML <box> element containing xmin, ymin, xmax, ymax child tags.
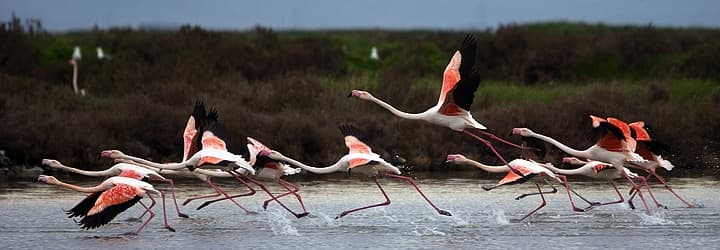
<box><xmin>137</xmin><ymin>194</ymin><xmax>157</xmax><ymax>219</ymax></box>
<box><xmin>475</xmin><ymin>130</ymin><xmax>537</xmax><ymax>151</ymax></box>
<box><xmin>649</xmin><ymin>171</ymin><xmax>695</xmax><ymax>208</ymax></box>
<box><xmin>628</xmin><ymin>173</ymin><xmax>666</xmax><ymax>209</ymax></box>
<box><xmin>262</xmin><ymin>179</ymin><xmax>307</xmax><ymax>214</ymax></box>
<box><xmin>557</xmin><ymin>175</ymin><xmax>590</xmax><ymax>212</ymax></box>
<box><xmin>336</xmin><ymin>178</ymin><xmax>391</xmax><ymax>219</ymax></box>
<box><xmin>383</xmin><ymin>173</ymin><xmax>452</xmax><ymax>216</ymax></box>
<box><xmin>158</xmin><ymin>190</ymin><xmax>175</xmax><ymax>232</ymax></box>
<box><xmin>196</xmin><ymin>172</ymin><xmax>257</xmax><ymax>210</ymax></box>
<box><xmin>156</xmin><ymin>178</ymin><xmax>188</xmax><ymax>218</ymax></box>
<box><xmin>515</xmin><ymin>184</ymin><xmax>548</xmax><ymax>222</ymax></box>
<box><xmin>184</xmin><ymin>179</ymin><xmax>252</xmax><ymax>213</ymax></box>
<box><xmin>136</xmin><ymin>200</ymin><xmax>150</xmax><ymax>219</ymax></box>
<box><xmin>583</xmin><ymin>181</ymin><xmax>625</xmax><ymax>211</ymax></box>
<box><xmin>233</xmin><ymin>175</ymin><xmax>308</xmax><ymax>218</ymax></box>
<box><xmin>623</xmin><ymin>172</ymin><xmax>652</xmax><ymax>214</ymax></box>
<box><xmin>463</xmin><ymin>130</ymin><xmax>524</xmax><ymax>176</ymax></box>
<box><xmin>135</xmin><ymin>195</ymin><xmax>156</xmax><ymax>234</ymax></box>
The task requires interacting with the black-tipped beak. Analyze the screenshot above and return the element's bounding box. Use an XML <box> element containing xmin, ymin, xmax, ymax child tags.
<box><xmin>347</xmin><ymin>92</ymin><xmax>353</xmax><ymax>98</ymax></box>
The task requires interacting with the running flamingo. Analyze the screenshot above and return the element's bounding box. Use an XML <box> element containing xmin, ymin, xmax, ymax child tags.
<box><xmin>549</xmin><ymin>157</ymin><xmax>641</xmax><ymax>211</ymax></box>
<box><xmin>37</xmin><ymin>175</ymin><xmax>174</xmax><ymax>234</ymax></box>
<box><xmin>445</xmin><ymin>154</ymin><xmax>592</xmax><ymax>220</ymax></box>
<box><xmin>349</xmin><ymin>35</ymin><xmax>529</xmax><ymax>170</ymax></box>
<box><xmin>511</xmin><ymin>115</ymin><xmax>654</xmax><ymax>213</ymax></box>
<box><xmin>264</xmin><ymin>124</ymin><xmax>452</xmax><ymax>219</ymax></box>
<box><xmin>103</xmin><ymin>101</ymin><xmax>255</xmax><ymax>213</ymax></box>
<box><xmin>627</xmin><ymin>121</ymin><xmax>696</xmax><ymax>208</ymax></box>
<box><xmin>105</xmin><ymin>102</ymin><xmax>304</xmax><ymax>217</ymax></box>
<box><xmin>42</xmin><ymin>159</ymin><xmax>188</xmax><ymax>218</ymax></box>
<box><xmin>193</xmin><ymin>137</ymin><xmax>308</xmax><ymax>218</ymax></box>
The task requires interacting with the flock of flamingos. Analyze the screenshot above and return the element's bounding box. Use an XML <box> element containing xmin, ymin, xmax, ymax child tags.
<box><xmin>35</xmin><ymin>34</ymin><xmax>697</xmax><ymax>234</ymax></box>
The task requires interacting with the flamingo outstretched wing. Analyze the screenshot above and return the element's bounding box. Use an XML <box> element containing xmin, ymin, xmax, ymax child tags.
<box><xmin>198</xmin><ymin>108</ymin><xmax>232</xmax><ymax>166</ymax></box>
<box><xmin>339</xmin><ymin>125</ymin><xmax>374</xmax><ymax>168</ymax></box>
<box><xmin>591</xmin><ymin>115</ymin><xmax>627</xmax><ymax>152</ymax></box>
<box><xmin>183</xmin><ymin>101</ymin><xmax>206</xmax><ymax>161</ymax></box>
<box><xmin>80</xmin><ymin>184</ymin><xmax>141</xmax><ymax>230</ymax></box>
<box><xmin>438</xmin><ymin>34</ymin><xmax>480</xmax><ymax>115</ymax></box>
<box><xmin>495</xmin><ymin>162</ymin><xmax>536</xmax><ymax>186</ymax></box>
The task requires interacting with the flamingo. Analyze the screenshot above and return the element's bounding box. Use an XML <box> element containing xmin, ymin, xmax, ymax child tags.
<box><xmin>41</xmin><ymin>159</ymin><xmax>188</xmax><ymax>218</ymax></box>
<box><xmin>192</xmin><ymin>137</ymin><xmax>308</xmax><ymax>218</ymax></box>
<box><xmin>627</xmin><ymin>121</ymin><xmax>696</xmax><ymax>208</ymax></box>
<box><xmin>69</xmin><ymin>46</ymin><xmax>81</xmax><ymax>95</ymax></box>
<box><xmin>37</xmin><ymin>175</ymin><xmax>174</xmax><ymax>234</ymax></box>
<box><xmin>349</xmin><ymin>34</ymin><xmax>529</xmax><ymax>171</ymax></box>
<box><xmin>511</xmin><ymin>115</ymin><xmax>654</xmax><ymax>213</ymax></box>
<box><xmin>264</xmin><ymin>124</ymin><xmax>452</xmax><ymax>219</ymax></box>
<box><xmin>104</xmin><ymin>102</ymin><xmax>304</xmax><ymax>217</ymax></box>
<box><xmin>445</xmin><ymin>155</ymin><xmax>579</xmax><ymax>221</ymax></box>
<box><xmin>550</xmin><ymin>157</ymin><xmax>641</xmax><ymax>211</ymax></box>
<box><xmin>102</xmin><ymin>101</ymin><xmax>255</xmax><ymax>213</ymax></box>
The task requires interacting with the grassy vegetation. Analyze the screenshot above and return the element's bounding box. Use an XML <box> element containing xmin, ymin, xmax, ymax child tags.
<box><xmin>1</xmin><ymin>16</ymin><xmax>719</xmax><ymax>178</ymax></box>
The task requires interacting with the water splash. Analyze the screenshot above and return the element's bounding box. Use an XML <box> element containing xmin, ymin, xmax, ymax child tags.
<box><xmin>306</xmin><ymin>212</ymin><xmax>339</xmax><ymax>228</ymax></box>
<box><xmin>490</xmin><ymin>208</ymin><xmax>509</xmax><ymax>225</ymax></box>
<box><xmin>264</xmin><ymin>209</ymin><xmax>300</xmax><ymax>236</ymax></box>
<box><xmin>409</xmin><ymin>225</ymin><xmax>446</xmax><ymax>236</ymax></box>
<box><xmin>638</xmin><ymin>211</ymin><xmax>675</xmax><ymax>225</ymax></box>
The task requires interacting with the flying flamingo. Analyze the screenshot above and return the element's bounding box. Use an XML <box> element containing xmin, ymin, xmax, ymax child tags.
<box><xmin>349</xmin><ymin>35</ymin><xmax>529</xmax><ymax>171</ymax></box>
<box><xmin>511</xmin><ymin>115</ymin><xmax>654</xmax><ymax>213</ymax></box>
<box><xmin>627</xmin><ymin>121</ymin><xmax>696</xmax><ymax>208</ymax></box>
<box><xmin>37</xmin><ymin>175</ymin><xmax>174</xmax><ymax>234</ymax></box>
<box><xmin>550</xmin><ymin>157</ymin><xmax>641</xmax><ymax>211</ymax></box>
<box><xmin>264</xmin><ymin>124</ymin><xmax>452</xmax><ymax>219</ymax></box>
<box><xmin>445</xmin><ymin>155</ymin><xmax>580</xmax><ymax>221</ymax></box>
<box><xmin>192</xmin><ymin>137</ymin><xmax>308</xmax><ymax>218</ymax></box>
<box><xmin>41</xmin><ymin>159</ymin><xmax>188</xmax><ymax>218</ymax></box>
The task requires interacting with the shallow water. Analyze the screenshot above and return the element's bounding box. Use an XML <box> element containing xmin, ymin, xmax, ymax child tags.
<box><xmin>1</xmin><ymin>177</ymin><xmax>718</xmax><ymax>249</ymax></box>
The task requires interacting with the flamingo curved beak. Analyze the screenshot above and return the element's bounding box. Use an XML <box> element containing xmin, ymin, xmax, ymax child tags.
<box><xmin>37</xmin><ymin>175</ymin><xmax>49</xmax><ymax>182</ymax></box>
<box><xmin>511</xmin><ymin>128</ymin><xmax>523</xmax><ymax>135</ymax></box>
<box><xmin>562</xmin><ymin>157</ymin><xmax>573</xmax><ymax>164</ymax></box>
<box><xmin>445</xmin><ymin>154</ymin><xmax>458</xmax><ymax>162</ymax></box>
<box><xmin>100</xmin><ymin>150</ymin><xmax>113</xmax><ymax>158</ymax></box>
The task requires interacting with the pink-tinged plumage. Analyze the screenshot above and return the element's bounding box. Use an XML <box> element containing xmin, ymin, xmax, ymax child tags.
<box><xmin>349</xmin><ymin>34</ymin><xmax>530</xmax><ymax>171</ymax></box>
<box><xmin>37</xmin><ymin>175</ymin><xmax>173</xmax><ymax>234</ymax></box>
<box><xmin>265</xmin><ymin>124</ymin><xmax>451</xmax><ymax>219</ymax></box>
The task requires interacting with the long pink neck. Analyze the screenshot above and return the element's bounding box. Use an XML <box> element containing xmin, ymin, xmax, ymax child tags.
<box><xmin>458</xmin><ymin>159</ymin><xmax>509</xmax><ymax>173</ymax></box>
<box><xmin>50</xmin><ymin>179</ymin><xmax>109</xmax><ymax>193</ymax></box>
<box><xmin>366</xmin><ymin>94</ymin><xmax>424</xmax><ymax>120</ymax></box>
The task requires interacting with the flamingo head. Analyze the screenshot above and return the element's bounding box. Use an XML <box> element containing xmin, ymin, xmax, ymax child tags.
<box><xmin>348</xmin><ymin>90</ymin><xmax>371</xmax><ymax>100</ymax></box>
<box><xmin>511</xmin><ymin>128</ymin><xmax>533</xmax><ymax>137</ymax></box>
<box><xmin>37</xmin><ymin>175</ymin><xmax>58</xmax><ymax>184</ymax></box>
<box><xmin>562</xmin><ymin>157</ymin><xmax>585</xmax><ymax>165</ymax></box>
<box><xmin>257</xmin><ymin>149</ymin><xmax>273</xmax><ymax>157</ymax></box>
<box><xmin>445</xmin><ymin>154</ymin><xmax>466</xmax><ymax>163</ymax></box>
<box><xmin>41</xmin><ymin>159</ymin><xmax>61</xmax><ymax>168</ymax></box>
<box><xmin>100</xmin><ymin>150</ymin><xmax>124</xmax><ymax>159</ymax></box>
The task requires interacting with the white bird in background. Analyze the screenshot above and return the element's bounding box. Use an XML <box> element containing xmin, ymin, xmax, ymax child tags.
<box><xmin>370</xmin><ymin>46</ymin><xmax>380</xmax><ymax>60</ymax></box>
<box><xmin>96</xmin><ymin>46</ymin><xmax>108</xmax><ymax>60</ymax></box>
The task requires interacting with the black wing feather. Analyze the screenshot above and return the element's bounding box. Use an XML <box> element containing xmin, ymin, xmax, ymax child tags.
<box><xmin>338</xmin><ymin>124</ymin><xmax>370</xmax><ymax>145</ymax></box>
<box><xmin>65</xmin><ymin>192</ymin><xmax>101</xmax><ymax>218</ymax></box>
<box><xmin>77</xmin><ymin>196</ymin><xmax>142</xmax><ymax>230</ymax></box>
<box><xmin>595</xmin><ymin>122</ymin><xmax>626</xmax><ymax>142</ymax></box>
<box><xmin>204</xmin><ymin>107</ymin><xmax>232</xmax><ymax>150</ymax></box>
<box><xmin>643</xmin><ymin>140</ymin><xmax>671</xmax><ymax>155</ymax></box>
<box><xmin>452</xmin><ymin>34</ymin><xmax>480</xmax><ymax>111</ymax></box>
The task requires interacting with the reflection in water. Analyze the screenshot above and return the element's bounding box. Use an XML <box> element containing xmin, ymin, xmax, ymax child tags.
<box><xmin>0</xmin><ymin>178</ymin><xmax>718</xmax><ymax>249</ymax></box>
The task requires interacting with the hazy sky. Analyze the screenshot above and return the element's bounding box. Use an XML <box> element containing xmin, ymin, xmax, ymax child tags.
<box><xmin>3</xmin><ymin>0</ymin><xmax>720</xmax><ymax>31</ymax></box>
